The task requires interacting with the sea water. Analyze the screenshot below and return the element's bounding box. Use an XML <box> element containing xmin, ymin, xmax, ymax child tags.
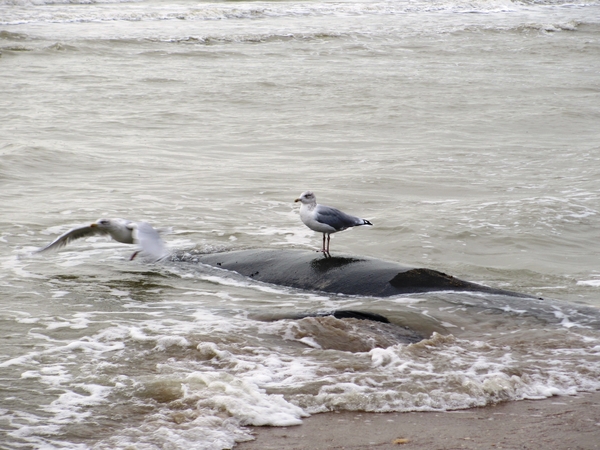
<box><xmin>1</xmin><ymin>0</ymin><xmax>600</xmax><ymax>448</ymax></box>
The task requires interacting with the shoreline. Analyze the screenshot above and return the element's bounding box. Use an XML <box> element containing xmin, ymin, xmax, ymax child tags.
<box><xmin>235</xmin><ymin>391</ymin><xmax>600</xmax><ymax>450</ymax></box>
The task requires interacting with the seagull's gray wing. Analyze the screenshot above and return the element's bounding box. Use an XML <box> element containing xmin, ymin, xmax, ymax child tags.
<box><xmin>36</xmin><ymin>225</ymin><xmax>108</xmax><ymax>253</ymax></box>
<box><xmin>314</xmin><ymin>204</ymin><xmax>364</xmax><ymax>231</ymax></box>
<box><xmin>131</xmin><ymin>222</ymin><xmax>170</xmax><ymax>261</ymax></box>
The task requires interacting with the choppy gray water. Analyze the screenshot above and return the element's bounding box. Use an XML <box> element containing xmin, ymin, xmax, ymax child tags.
<box><xmin>2</xmin><ymin>0</ymin><xmax>600</xmax><ymax>448</ymax></box>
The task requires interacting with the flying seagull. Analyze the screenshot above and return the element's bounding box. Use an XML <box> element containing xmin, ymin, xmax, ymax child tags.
<box><xmin>294</xmin><ymin>191</ymin><xmax>373</xmax><ymax>254</ymax></box>
<box><xmin>36</xmin><ymin>218</ymin><xmax>170</xmax><ymax>261</ymax></box>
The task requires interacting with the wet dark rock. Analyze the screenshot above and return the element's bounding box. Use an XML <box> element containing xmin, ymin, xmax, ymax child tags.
<box><xmin>279</xmin><ymin>315</ymin><xmax>424</xmax><ymax>351</ymax></box>
<box><xmin>179</xmin><ymin>248</ymin><xmax>532</xmax><ymax>298</ymax></box>
<box><xmin>174</xmin><ymin>248</ymin><xmax>539</xmax><ymax>349</ymax></box>
<box><xmin>296</xmin><ymin>310</ymin><xmax>391</xmax><ymax>323</ymax></box>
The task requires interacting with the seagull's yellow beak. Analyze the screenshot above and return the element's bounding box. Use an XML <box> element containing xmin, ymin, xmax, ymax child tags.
<box><xmin>90</xmin><ymin>223</ymin><xmax>97</xmax><ymax>228</ymax></box>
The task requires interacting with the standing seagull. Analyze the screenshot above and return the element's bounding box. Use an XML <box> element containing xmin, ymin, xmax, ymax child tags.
<box><xmin>294</xmin><ymin>191</ymin><xmax>373</xmax><ymax>254</ymax></box>
<box><xmin>36</xmin><ymin>218</ymin><xmax>170</xmax><ymax>262</ymax></box>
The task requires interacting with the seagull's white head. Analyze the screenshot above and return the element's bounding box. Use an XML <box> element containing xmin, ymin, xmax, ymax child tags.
<box><xmin>295</xmin><ymin>191</ymin><xmax>316</xmax><ymax>205</ymax></box>
<box><xmin>90</xmin><ymin>218</ymin><xmax>114</xmax><ymax>230</ymax></box>
<box><xmin>90</xmin><ymin>218</ymin><xmax>136</xmax><ymax>244</ymax></box>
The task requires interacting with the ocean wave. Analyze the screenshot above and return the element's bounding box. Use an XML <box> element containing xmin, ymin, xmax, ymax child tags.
<box><xmin>2</xmin><ymin>0</ymin><xmax>598</xmax><ymax>26</ymax></box>
<box><xmin>0</xmin><ymin>0</ymin><xmax>142</xmax><ymax>6</ymax></box>
<box><xmin>3</xmin><ymin>275</ymin><xmax>600</xmax><ymax>449</ymax></box>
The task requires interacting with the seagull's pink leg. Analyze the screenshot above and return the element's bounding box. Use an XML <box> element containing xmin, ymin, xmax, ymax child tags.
<box><xmin>326</xmin><ymin>234</ymin><xmax>331</xmax><ymax>253</ymax></box>
<box><xmin>130</xmin><ymin>251</ymin><xmax>140</xmax><ymax>261</ymax></box>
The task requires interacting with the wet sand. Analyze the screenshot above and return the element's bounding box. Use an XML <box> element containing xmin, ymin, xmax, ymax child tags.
<box><xmin>235</xmin><ymin>391</ymin><xmax>600</xmax><ymax>450</ymax></box>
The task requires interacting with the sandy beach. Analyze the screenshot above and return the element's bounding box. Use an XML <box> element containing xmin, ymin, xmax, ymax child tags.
<box><xmin>235</xmin><ymin>391</ymin><xmax>600</xmax><ymax>450</ymax></box>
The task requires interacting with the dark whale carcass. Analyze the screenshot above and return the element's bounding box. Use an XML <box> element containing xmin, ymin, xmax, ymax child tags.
<box><xmin>180</xmin><ymin>249</ymin><xmax>532</xmax><ymax>298</ymax></box>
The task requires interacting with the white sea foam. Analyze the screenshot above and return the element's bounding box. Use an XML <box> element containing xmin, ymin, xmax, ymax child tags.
<box><xmin>45</xmin><ymin>383</ymin><xmax>112</xmax><ymax>424</ymax></box>
<box><xmin>3</xmin><ymin>290</ymin><xmax>600</xmax><ymax>450</ymax></box>
<box><xmin>577</xmin><ymin>279</ymin><xmax>600</xmax><ymax>287</ymax></box>
<box><xmin>185</xmin><ymin>371</ymin><xmax>307</xmax><ymax>426</ymax></box>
